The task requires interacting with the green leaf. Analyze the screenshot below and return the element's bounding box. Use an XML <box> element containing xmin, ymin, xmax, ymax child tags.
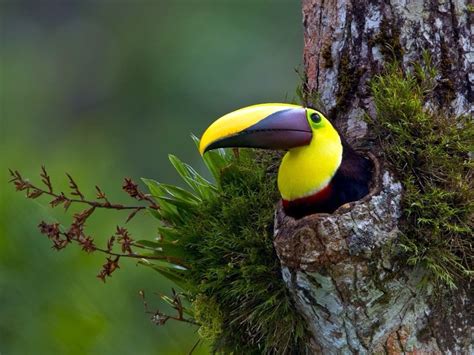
<box><xmin>135</xmin><ymin>237</ymin><xmax>187</xmax><ymax>259</ymax></box>
<box><xmin>147</xmin><ymin>207</ymin><xmax>162</xmax><ymax>220</ymax></box>
<box><xmin>134</xmin><ymin>239</ymin><xmax>161</xmax><ymax>250</ymax></box>
<box><xmin>191</xmin><ymin>134</ymin><xmax>232</xmax><ymax>182</ymax></box>
<box><xmin>151</xmin><ymin>242</ymin><xmax>187</xmax><ymax>259</ymax></box>
<box><xmin>138</xmin><ymin>259</ymin><xmax>189</xmax><ymax>289</ymax></box>
<box><xmin>157</xmin><ymin>183</ymin><xmax>201</xmax><ymax>203</ymax></box>
<box><xmin>168</xmin><ymin>154</ymin><xmax>217</xmax><ymax>200</ymax></box>
<box><xmin>141</xmin><ymin>179</ymin><xmax>183</xmax><ymax>223</ymax></box>
<box><xmin>157</xmin><ymin>225</ymin><xmax>182</xmax><ymax>242</ymax></box>
<box><xmin>156</xmin><ymin>195</ymin><xmax>198</xmax><ymax>211</ymax></box>
<box><xmin>143</xmin><ymin>177</ymin><xmax>200</xmax><ymax>204</ymax></box>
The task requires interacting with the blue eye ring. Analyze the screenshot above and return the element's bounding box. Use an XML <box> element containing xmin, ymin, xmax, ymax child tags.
<box><xmin>310</xmin><ymin>112</ymin><xmax>322</xmax><ymax>123</ymax></box>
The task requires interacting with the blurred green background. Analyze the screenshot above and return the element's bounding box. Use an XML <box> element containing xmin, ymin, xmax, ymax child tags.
<box><xmin>0</xmin><ymin>1</ymin><xmax>302</xmax><ymax>354</ymax></box>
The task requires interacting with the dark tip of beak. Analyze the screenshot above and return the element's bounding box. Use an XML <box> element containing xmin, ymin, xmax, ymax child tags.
<box><xmin>205</xmin><ymin>108</ymin><xmax>312</xmax><ymax>152</ymax></box>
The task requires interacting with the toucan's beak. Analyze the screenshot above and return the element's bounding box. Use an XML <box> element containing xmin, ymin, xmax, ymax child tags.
<box><xmin>199</xmin><ymin>103</ymin><xmax>312</xmax><ymax>155</ymax></box>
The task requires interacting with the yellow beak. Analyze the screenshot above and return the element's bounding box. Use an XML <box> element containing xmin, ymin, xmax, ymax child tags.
<box><xmin>199</xmin><ymin>103</ymin><xmax>312</xmax><ymax>155</ymax></box>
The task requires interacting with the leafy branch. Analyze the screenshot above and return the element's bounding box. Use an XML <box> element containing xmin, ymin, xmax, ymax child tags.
<box><xmin>8</xmin><ymin>167</ymin><xmax>190</xmax><ymax>282</ymax></box>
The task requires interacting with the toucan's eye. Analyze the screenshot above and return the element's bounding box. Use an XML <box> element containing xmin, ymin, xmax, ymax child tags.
<box><xmin>310</xmin><ymin>112</ymin><xmax>322</xmax><ymax>124</ymax></box>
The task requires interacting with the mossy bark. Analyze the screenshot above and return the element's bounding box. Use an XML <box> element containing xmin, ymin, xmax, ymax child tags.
<box><xmin>301</xmin><ymin>0</ymin><xmax>472</xmax><ymax>145</ymax></box>
<box><xmin>274</xmin><ymin>1</ymin><xmax>473</xmax><ymax>353</ymax></box>
<box><xmin>274</xmin><ymin>156</ymin><xmax>471</xmax><ymax>353</ymax></box>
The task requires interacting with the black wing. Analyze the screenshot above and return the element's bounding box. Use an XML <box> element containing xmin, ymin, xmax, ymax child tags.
<box><xmin>331</xmin><ymin>140</ymin><xmax>372</xmax><ymax>207</ymax></box>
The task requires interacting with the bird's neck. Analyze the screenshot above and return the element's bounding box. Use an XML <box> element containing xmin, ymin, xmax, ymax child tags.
<box><xmin>277</xmin><ymin>131</ymin><xmax>342</xmax><ymax>201</ymax></box>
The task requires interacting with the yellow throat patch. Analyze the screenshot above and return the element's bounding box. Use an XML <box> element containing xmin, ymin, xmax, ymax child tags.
<box><xmin>277</xmin><ymin>110</ymin><xmax>342</xmax><ymax>201</ymax></box>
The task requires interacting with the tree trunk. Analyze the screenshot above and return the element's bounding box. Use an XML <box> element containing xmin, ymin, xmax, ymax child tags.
<box><xmin>273</xmin><ymin>1</ymin><xmax>473</xmax><ymax>353</ymax></box>
<box><xmin>301</xmin><ymin>0</ymin><xmax>472</xmax><ymax>144</ymax></box>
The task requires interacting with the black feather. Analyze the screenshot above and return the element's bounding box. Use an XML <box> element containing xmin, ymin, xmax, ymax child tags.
<box><xmin>331</xmin><ymin>140</ymin><xmax>372</xmax><ymax>208</ymax></box>
<box><xmin>284</xmin><ymin>138</ymin><xmax>372</xmax><ymax>219</ymax></box>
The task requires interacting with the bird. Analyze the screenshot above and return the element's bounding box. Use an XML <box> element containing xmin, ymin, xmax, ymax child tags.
<box><xmin>199</xmin><ymin>103</ymin><xmax>372</xmax><ymax>218</ymax></box>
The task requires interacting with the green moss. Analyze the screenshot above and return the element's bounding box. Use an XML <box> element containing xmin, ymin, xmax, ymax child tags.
<box><xmin>192</xmin><ymin>294</ymin><xmax>223</xmax><ymax>342</ymax></box>
<box><xmin>142</xmin><ymin>148</ymin><xmax>310</xmax><ymax>353</ymax></box>
<box><xmin>331</xmin><ymin>51</ymin><xmax>365</xmax><ymax>118</ymax></box>
<box><xmin>438</xmin><ymin>40</ymin><xmax>456</xmax><ymax>105</ymax></box>
<box><xmin>370</xmin><ymin>17</ymin><xmax>404</xmax><ymax>62</ymax></box>
<box><xmin>368</xmin><ymin>59</ymin><xmax>473</xmax><ymax>288</ymax></box>
<box><xmin>182</xmin><ymin>152</ymin><xmax>309</xmax><ymax>353</ymax></box>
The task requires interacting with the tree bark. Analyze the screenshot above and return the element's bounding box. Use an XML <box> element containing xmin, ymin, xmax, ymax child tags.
<box><xmin>273</xmin><ymin>1</ymin><xmax>473</xmax><ymax>353</ymax></box>
<box><xmin>301</xmin><ymin>0</ymin><xmax>472</xmax><ymax>144</ymax></box>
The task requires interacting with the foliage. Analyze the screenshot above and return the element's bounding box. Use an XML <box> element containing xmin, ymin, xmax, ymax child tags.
<box><xmin>141</xmin><ymin>139</ymin><xmax>310</xmax><ymax>353</ymax></box>
<box><xmin>369</xmin><ymin>56</ymin><xmax>473</xmax><ymax>288</ymax></box>
<box><xmin>10</xmin><ymin>136</ymin><xmax>310</xmax><ymax>353</ymax></box>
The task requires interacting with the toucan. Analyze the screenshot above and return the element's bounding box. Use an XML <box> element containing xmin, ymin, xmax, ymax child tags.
<box><xmin>199</xmin><ymin>103</ymin><xmax>372</xmax><ymax>218</ymax></box>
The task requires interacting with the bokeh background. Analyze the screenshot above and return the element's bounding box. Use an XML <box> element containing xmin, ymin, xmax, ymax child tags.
<box><xmin>0</xmin><ymin>1</ymin><xmax>302</xmax><ymax>354</ymax></box>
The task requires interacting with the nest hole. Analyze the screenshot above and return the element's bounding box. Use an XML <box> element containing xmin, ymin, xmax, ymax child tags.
<box><xmin>273</xmin><ymin>153</ymin><xmax>398</xmax><ymax>270</ymax></box>
<box><xmin>282</xmin><ymin>152</ymin><xmax>380</xmax><ymax>220</ymax></box>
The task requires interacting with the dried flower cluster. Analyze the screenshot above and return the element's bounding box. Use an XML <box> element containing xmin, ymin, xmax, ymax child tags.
<box><xmin>9</xmin><ymin>167</ymin><xmax>163</xmax><ymax>282</ymax></box>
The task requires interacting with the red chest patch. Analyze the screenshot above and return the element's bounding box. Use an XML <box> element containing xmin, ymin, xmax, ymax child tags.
<box><xmin>282</xmin><ymin>184</ymin><xmax>333</xmax><ymax>210</ymax></box>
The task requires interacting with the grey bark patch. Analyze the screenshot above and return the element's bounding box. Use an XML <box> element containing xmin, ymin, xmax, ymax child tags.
<box><xmin>274</xmin><ymin>153</ymin><xmax>472</xmax><ymax>353</ymax></box>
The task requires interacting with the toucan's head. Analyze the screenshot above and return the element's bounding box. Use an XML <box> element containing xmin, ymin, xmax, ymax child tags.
<box><xmin>200</xmin><ymin>103</ymin><xmax>368</xmax><ymax>217</ymax></box>
<box><xmin>200</xmin><ymin>103</ymin><xmax>343</xmax><ymax>206</ymax></box>
<box><xmin>199</xmin><ymin>103</ymin><xmax>338</xmax><ymax>155</ymax></box>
